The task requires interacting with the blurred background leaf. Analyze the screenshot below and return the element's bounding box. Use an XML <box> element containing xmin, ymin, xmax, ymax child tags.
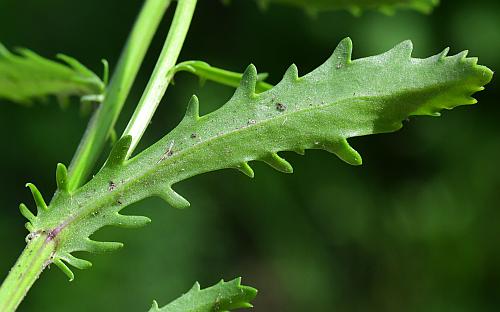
<box><xmin>247</xmin><ymin>0</ymin><xmax>439</xmax><ymax>15</ymax></box>
<box><xmin>0</xmin><ymin>0</ymin><xmax>498</xmax><ymax>311</ymax></box>
<box><xmin>0</xmin><ymin>43</ymin><xmax>104</xmax><ymax>106</ymax></box>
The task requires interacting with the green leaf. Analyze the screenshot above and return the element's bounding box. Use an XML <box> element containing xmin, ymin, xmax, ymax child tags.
<box><xmin>173</xmin><ymin>60</ymin><xmax>272</xmax><ymax>92</ymax></box>
<box><xmin>21</xmin><ymin>38</ymin><xmax>492</xmax><ymax>278</ymax></box>
<box><xmin>251</xmin><ymin>0</ymin><xmax>439</xmax><ymax>15</ymax></box>
<box><xmin>0</xmin><ymin>43</ymin><xmax>105</xmax><ymax>105</ymax></box>
<box><xmin>149</xmin><ymin>278</ymin><xmax>257</xmax><ymax>312</ymax></box>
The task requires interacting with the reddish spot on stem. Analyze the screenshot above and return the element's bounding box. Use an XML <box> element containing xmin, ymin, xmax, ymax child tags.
<box><xmin>46</xmin><ymin>226</ymin><xmax>62</xmax><ymax>241</ymax></box>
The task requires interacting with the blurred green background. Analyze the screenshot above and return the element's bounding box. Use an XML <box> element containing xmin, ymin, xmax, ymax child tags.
<box><xmin>1</xmin><ymin>0</ymin><xmax>499</xmax><ymax>311</ymax></box>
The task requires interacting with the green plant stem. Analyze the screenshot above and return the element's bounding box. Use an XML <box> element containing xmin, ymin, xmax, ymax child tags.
<box><xmin>122</xmin><ymin>0</ymin><xmax>198</xmax><ymax>158</ymax></box>
<box><xmin>66</xmin><ymin>0</ymin><xmax>172</xmax><ymax>191</ymax></box>
<box><xmin>0</xmin><ymin>1</ymin><xmax>174</xmax><ymax>310</ymax></box>
<box><xmin>0</xmin><ymin>234</ymin><xmax>55</xmax><ymax>312</ymax></box>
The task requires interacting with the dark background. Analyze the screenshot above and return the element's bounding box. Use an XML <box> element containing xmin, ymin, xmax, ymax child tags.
<box><xmin>1</xmin><ymin>0</ymin><xmax>499</xmax><ymax>311</ymax></box>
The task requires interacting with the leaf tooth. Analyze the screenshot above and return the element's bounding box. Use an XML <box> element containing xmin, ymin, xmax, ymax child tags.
<box><xmin>53</xmin><ymin>258</ymin><xmax>75</xmax><ymax>281</ymax></box>
<box><xmin>386</xmin><ymin>40</ymin><xmax>413</xmax><ymax>60</ymax></box>
<box><xmin>235</xmin><ymin>162</ymin><xmax>255</xmax><ymax>178</ymax></box>
<box><xmin>464</xmin><ymin>96</ymin><xmax>478</xmax><ymax>105</ymax></box>
<box><xmin>184</xmin><ymin>95</ymin><xmax>200</xmax><ymax>121</ymax></box>
<box><xmin>19</xmin><ymin>203</ymin><xmax>36</xmax><ymax>222</ymax></box>
<box><xmin>438</xmin><ymin>47</ymin><xmax>450</xmax><ymax>61</ymax></box>
<box><xmin>190</xmin><ymin>281</ymin><xmax>202</xmax><ymax>292</ymax></box>
<box><xmin>283</xmin><ymin>64</ymin><xmax>299</xmax><ymax>82</ymax></box>
<box><xmin>104</xmin><ymin>135</ymin><xmax>132</xmax><ymax>168</ymax></box>
<box><xmin>62</xmin><ymin>253</ymin><xmax>92</xmax><ymax>270</ymax></box>
<box><xmin>101</xmin><ymin>59</ymin><xmax>109</xmax><ymax>86</ymax></box>
<box><xmin>25</xmin><ymin>222</ymin><xmax>34</xmax><ymax>232</ymax></box>
<box><xmin>14</xmin><ymin>47</ymin><xmax>44</xmax><ymax>62</ymax></box>
<box><xmin>467</xmin><ymin>57</ymin><xmax>479</xmax><ymax>66</ymax></box>
<box><xmin>83</xmin><ymin>238</ymin><xmax>124</xmax><ymax>253</ymax></box>
<box><xmin>25</xmin><ymin>183</ymin><xmax>48</xmax><ymax>213</ymax></box>
<box><xmin>324</xmin><ymin>139</ymin><xmax>362</xmax><ymax>165</ymax></box>
<box><xmin>262</xmin><ymin>153</ymin><xmax>293</xmax><ymax>173</ymax></box>
<box><xmin>56</xmin><ymin>53</ymin><xmax>97</xmax><ymax>78</ymax></box>
<box><xmin>456</xmin><ymin>50</ymin><xmax>469</xmax><ymax>61</ymax></box>
<box><xmin>234</xmin><ymin>64</ymin><xmax>257</xmax><ymax>99</ymax></box>
<box><xmin>156</xmin><ymin>187</ymin><xmax>191</xmax><ymax>209</ymax></box>
<box><xmin>56</xmin><ymin>163</ymin><xmax>69</xmax><ymax>192</ymax></box>
<box><xmin>150</xmin><ymin>301</ymin><xmax>160</xmax><ymax>311</ymax></box>
<box><xmin>329</xmin><ymin>38</ymin><xmax>353</xmax><ymax>69</ymax></box>
<box><xmin>112</xmin><ymin>213</ymin><xmax>152</xmax><ymax>228</ymax></box>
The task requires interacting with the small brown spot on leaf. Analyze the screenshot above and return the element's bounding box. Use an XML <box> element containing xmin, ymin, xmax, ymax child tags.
<box><xmin>276</xmin><ymin>102</ymin><xmax>287</xmax><ymax>112</ymax></box>
<box><xmin>108</xmin><ymin>181</ymin><xmax>116</xmax><ymax>192</ymax></box>
<box><xmin>158</xmin><ymin>140</ymin><xmax>175</xmax><ymax>163</ymax></box>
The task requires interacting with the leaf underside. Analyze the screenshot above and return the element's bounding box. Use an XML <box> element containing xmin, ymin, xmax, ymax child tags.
<box><xmin>252</xmin><ymin>0</ymin><xmax>439</xmax><ymax>15</ymax></box>
<box><xmin>21</xmin><ymin>38</ymin><xmax>492</xmax><ymax>280</ymax></box>
<box><xmin>0</xmin><ymin>43</ymin><xmax>104</xmax><ymax>105</ymax></box>
<box><xmin>149</xmin><ymin>278</ymin><xmax>257</xmax><ymax>312</ymax></box>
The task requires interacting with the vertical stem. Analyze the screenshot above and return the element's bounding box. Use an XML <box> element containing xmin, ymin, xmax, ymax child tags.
<box><xmin>67</xmin><ymin>0</ymin><xmax>172</xmax><ymax>191</ymax></box>
<box><xmin>122</xmin><ymin>0</ymin><xmax>198</xmax><ymax>158</ymax></box>
<box><xmin>0</xmin><ymin>235</ymin><xmax>55</xmax><ymax>312</ymax></box>
<box><xmin>0</xmin><ymin>1</ymin><xmax>178</xmax><ymax>310</ymax></box>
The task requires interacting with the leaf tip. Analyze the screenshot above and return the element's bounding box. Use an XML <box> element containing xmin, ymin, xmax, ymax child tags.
<box><xmin>331</xmin><ymin>38</ymin><xmax>353</xmax><ymax>67</ymax></box>
<box><xmin>25</xmin><ymin>183</ymin><xmax>48</xmax><ymax>212</ymax></box>
<box><xmin>19</xmin><ymin>203</ymin><xmax>36</xmax><ymax>223</ymax></box>
<box><xmin>113</xmin><ymin>214</ymin><xmax>152</xmax><ymax>228</ymax></box>
<box><xmin>184</xmin><ymin>95</ymin><xmax>200</xmax><ymax>120</ymax></box>
<box><xmin>105</xmin><ymin>135</ymin><xmax>132</xmax><ymax>168</ymax></box>
<box><xmin>438</xmin><ymin>47</ymin><xmax>450</xmax><ymax>60</ymax></box>
<box><xmin>190</xmin><ymin>281</ymin><xmax>201</xmax><ymax>292</ymax></box>
<box><xmin>325</xmin><ymin>140</ymin><xmax>363</xmax><ymax>166</ymax></box>
<box><xmin>262</xmin><ymin>153</ymin><xmax>293</xmax><ymax>173</ymax></box>
<box><xmin>284</xmin><ymin>63</ymin><xmax>299</xmax><ymax>81</ymax></box>
<box><xmin>101</xmin><ymin>58</ymin><xmax>109</xmax><ymax>86</ymax></box>
<box><xmin>84</xmin><ymin>239</ymin><xmax>124</xmax><ymax>253</ymax></box>
<box><xmin>236</xmin><ymin>162</ymin><xmax>255</xmax><ymax>178</ymax></box>
<box><xmin>150</xmin><ymin>300</ymin><xmax>160</xmax><ymax>311</ymax></box>
<box><xmin>157</xmin><ymin>187</ymin><xmax>191</xmax><ymax>209</ymax></box>
<box><xmin>61</xmin><ymin>253</ymin><xmax>93</xmax><ymax>270</ymax></box>
<box><xmin>389</xmin><ymin>40</ymin><xmax>414</xmax><ymax>59</ymax></box>
<box><xmin>56</xmin><ymin>163</ymin><xmax>69</xmax><ymax>192</ymax></box>
<box><xmin>25</xmin><ymin>222</ymin><xmax>34</xmax><ymax>232</ymax></box>
<box><xmin>236</xmin><ymin>64</ymin><xmax>258</xmax><ymax>98</ymax></box>
<box><xmin>53</xmin><ymin>258</ymin><xmax>75</xmax><ymax>281</ymax></box>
